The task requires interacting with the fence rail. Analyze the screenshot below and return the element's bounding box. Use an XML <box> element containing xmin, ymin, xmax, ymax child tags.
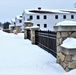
<box><xmin>35</xmin><ymin>30</ymin><xmax>57</xmax><ymax>57</ymax></box>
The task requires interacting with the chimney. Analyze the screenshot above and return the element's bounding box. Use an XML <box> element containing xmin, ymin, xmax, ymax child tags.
<box><xmin>38</xmin><ymin>7</ymin><xmax>41</xmax><ymax>11</ymax></box>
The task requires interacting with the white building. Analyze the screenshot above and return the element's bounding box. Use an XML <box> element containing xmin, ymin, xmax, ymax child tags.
<box><xmin>15</xmin><ymin>15</ymin><xmax>23</xmax><ymax>31</ymax></box>
<box><xmin>15</xmin><ymin>15</ymin><xmax>22</xmax><ymax>25</ymax></box>
<box><xmin>9</xmin><ymin>19</ymin><xmax>15</xmax><ymax>30</ymax></box>
<box><xmin>11</xmin><ymin>19</ymin><xmax>15</xmax><ymax>26</ymax></box>
<box><xmin>22</xmin><ymin>8</ymin><xmax>76</xmax><ymax>31</ymax></box>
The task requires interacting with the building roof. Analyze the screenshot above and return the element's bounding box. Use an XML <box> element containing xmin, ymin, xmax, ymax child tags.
<box><xmin>9</xmin><ymin>25</ymin><xmax>15</xmax><ymax>28</ymax></box>
<box><xmin>60</xmin><ymin>10</ymin><xmax>76</xmax><ymax>13</ymax></box>
<box><xmin>11</xmin><ymin>19</ymin><xmax>15</xmax><ymax>22</ymax></box>
<box><xmin>29</xmin><ymin>10</ymin><xmax>61</xmax><ymax>14</ymax></box>
<box><xmin>24</xmin><ymin>8</ymin><xmax>69</xmax><ymax>14</ymax></box>
<box><xmin>16</xmin><ymin>15</ymin><xmax>22</xmax><ymax>20</ymax></box>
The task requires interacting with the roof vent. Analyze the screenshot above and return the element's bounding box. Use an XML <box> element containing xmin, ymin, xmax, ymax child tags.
<box><xmin>20</xmin><ymin>16</ymin><xmax>22</xmax><ymax>18</ymax></box>
<box><xmin>38</xmin><ymin>7</ymin><xmax>41</xmax><ymax>10</ymax></box>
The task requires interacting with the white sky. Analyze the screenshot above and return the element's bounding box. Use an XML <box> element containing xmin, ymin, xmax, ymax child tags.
<box><xmin>0</xmin><ymin>0</ymin><xmax>76</xmax><ymax>23</ymax></box>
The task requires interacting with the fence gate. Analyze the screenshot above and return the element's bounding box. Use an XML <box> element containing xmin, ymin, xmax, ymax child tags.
<box><xmin>35</xmin><ymin>30</ymin><xmax>57</xmax><ymax>58</ymax></box>
<box><xmin>27</xmin><ymin>29</ymin><xmax>31</xmax><ymax>40</ymax></box>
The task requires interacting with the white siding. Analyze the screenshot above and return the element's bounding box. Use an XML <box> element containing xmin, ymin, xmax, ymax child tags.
<box><xmin>22</xmin><ymin>11</ymin><xmax>76</xmax><ymax>31</ymax></box>
<box><xmin>15</xmin><ymin>18</ymin><xmax>22</xmax><ymax>26</ymax></box>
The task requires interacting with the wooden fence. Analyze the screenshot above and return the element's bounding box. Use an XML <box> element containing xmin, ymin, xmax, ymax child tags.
<box><xmin>26</xmin><ymin>29</ymin><xmax>57</xmax><ymax>57</ymax></box>
<box><xmin>35</xmin><ymin>30</ymin><xmax>57</xmax><ymax>57</ymax></box>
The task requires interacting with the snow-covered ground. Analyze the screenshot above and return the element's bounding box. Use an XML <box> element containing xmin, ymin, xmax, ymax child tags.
<box><xmin>0</xmin><ymin>30</ymin><xmax>76</xmax><ymax>75</ymax></box>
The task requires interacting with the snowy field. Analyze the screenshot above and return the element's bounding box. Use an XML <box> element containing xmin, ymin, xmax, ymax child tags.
<box><xmin>0</xmin><ymin>30</ymin><xmax>76</xmax><ymax>75</ymax></box>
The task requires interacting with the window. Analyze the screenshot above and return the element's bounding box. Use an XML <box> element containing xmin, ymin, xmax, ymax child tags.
<box><xmin>30</xmin><ymin>15</ymin><xmax>33</xmax><ymax>19</ymax></box>
<box><xmin>37</xmin><ymin>24</ymin><xmax>40</xmax><ymax>27</ymax></box>
<box><xmin>55</xmin><ymin>15</ymin><xmax>58</xmax><ymax>19</ymax></box>
<box><xmin>37</xmin><ymin>15</ymin><xmax>40</xmax><ymax>19</ymax></box>
<box><xmin>20</xmin><ymin>16</ymin><xmax>22</xmax><ymax>18</ymax></box>
<box><xmin>27</xmin><ymin>15</ymin><xmax>33</xmax><ymax>21</ymax></box>
<box><xmin>63</xmin><ymin>15</ymin><xmax>66</xmax><ymax>19</ymax></box>
<box><xmin>19</xmin><ymin>20</ymin><xmax>22</xmax><ymax>23</ymax></box>
<box><xmin>44</xmin><ymin>24</ymin><xmax>47</xmax><ymax>28</ymax></box>
<box><xmin>14</xmin><ymin>22</ymin><xmax>15</xmax><ymax>25</ymax></box>
<box><xmin>71</xmin><ymin>15</ymin><xmax>74</xmax><ymax>19</ymax></box>
<box><xmin>44</xmin><ymin>15</ymin><xmax>47</xmax><ymax>19</ymax></box>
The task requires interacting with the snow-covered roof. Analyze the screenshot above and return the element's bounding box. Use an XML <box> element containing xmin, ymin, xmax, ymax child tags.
<box><xmin>9</xmin><ymin>24</ymin><xmax>15</xmax><ymax>27</ymax></box>
<box><xmin>16</xmin><ymin>15</ymin><xmax>22</xmax><ymax>20</ymax></box>
<box><xmin>9</xmin><ymin>25</ymin><xmax>15</xmax><ymax>29</ymax></box>
<box><xmin>56</xmin><ymin>20</ymin><xmax>76</xmax><ymax>26</ymax></box>
<box><xmin>60</xmin><ymin>9</ymin><xmax>76</xmax><ymax>13</ymax></box>
<box><xmin>11</xmin><ymin>19</ymin><xmax>15</xmax><ymax>22</ymax></box>
<box><xmin>23</xmin><ymin>8</ymin><xmax>76</xmax><ymax>15</ymax></box>
<box><xmin>24</xmin><ymin>9</ymin><xmax>69</xmax><ymax>14</ymax></box>
<box><xmin>61</xmin><ymin>37</ymin><xmax>76</xmax><ymax>49</ymax></box>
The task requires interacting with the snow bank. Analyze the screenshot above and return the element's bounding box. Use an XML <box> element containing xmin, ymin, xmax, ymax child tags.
<box><xmin>66</xmin><ymin>69</ymin><xmax>76</xmax><ymax>75</ymax></box>
<box><xmin>0</xmin><ymin>30</ymin><xmax>76</xmax><ymax>74</ymax></box>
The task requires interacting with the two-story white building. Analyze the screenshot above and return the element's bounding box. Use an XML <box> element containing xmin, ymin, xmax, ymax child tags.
<box><xmin>22</xmin><ymin>8</ymin><xmax>76</xmax><ymax>31</ymax></box>
<box><xmin>9</xmin><ymin>19</ymin><xmax>16</xmax><ymax>32</ymax></box>
<box><xmin>15</xmin><ymin>15</ymin><xmax>22</xmax><ymax>26</ymax></box>
<box><xmin>15</xmin><ymin>15</ymin><xmax>23</xmax><ymax>32</ymax></box>
<box><xmin>11</xmin><ymin>19</ymin><xmax>15</xmax><ymax>25</ymax></box>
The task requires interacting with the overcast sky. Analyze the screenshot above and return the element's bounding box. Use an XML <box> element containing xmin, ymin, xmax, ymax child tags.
<box><xmin>0</xmin><ymin>0</ymin><xmax>76</xmax><ymax>23</ymax></box>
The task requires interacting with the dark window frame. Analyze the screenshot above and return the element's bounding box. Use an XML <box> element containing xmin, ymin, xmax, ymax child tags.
<box><xmin>55</xmin><ymin>15</ymin><xmax>58</xmax><ymax>19</ymax></box>
<box><xmin>71</xmin><ymin>15</ymin><xmax>74</xmax><ymax>19</ymax></box>
<box><xmin>27</xmin><ymin>15</ymin><xmax>33</xmax><ymax>21</ymax></box>
<box><xmin>37</xmin><ymin>15</ymin><xmax>40</xmax><ymax>19</ymax></box>
<box><xmin>44</xmin><ymin>15</ymin><xmax>47</xmax><ymax>19</ymax></box>
<box><xmin>19</xmin><ymin>20</ymin><xmax>22</xmax><ymax>23</ymax></box>
<box><xmin>37</xmin><ymin>24</ymin><xmax>40</xmax><ymax>27</ymax></box>
<box><xmin>30</xmin><ymin>15</ymin><xmax>33</xmax><ymax>19</ymax></box>
<box><xmin>44</xmin><ymin>24</ymin><xmax>47</xmax><ymax>28</ymax></box>
<box><xmin>63</xmin><ymin>15</ymin><xmax>66</xmax><ymax>19</ymax></box>
<box><xmin>14</xmin><ymin>22</ymin><xmax>15</xmax><ymax>25</ymax></box>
